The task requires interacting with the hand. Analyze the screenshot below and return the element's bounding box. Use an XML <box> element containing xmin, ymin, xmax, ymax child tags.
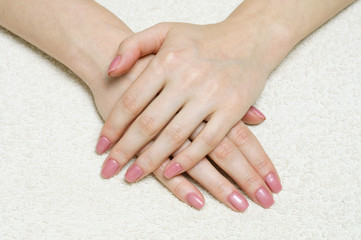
<box><xmin>100</xmin><ymin>20</ymin><xmax>276</xmax><ymax>183</ymax></box>
<box><xmin>95</xmin><ymin>57</ymin><xmax>281</xmax><ymax>210</ymax></box>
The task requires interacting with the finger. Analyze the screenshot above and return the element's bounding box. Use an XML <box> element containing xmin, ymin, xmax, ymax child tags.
<box><xmin>153</xmin><ymin>159</ymin><xmax>205</xmax><ymax>210</ymax></box>
<box><xmin>101</xmin><ymin>88</ymin><xmax>184</xmax><ymax>179</ymax></box>
<box><xmin>208</xmin><ymin>137</ymin><xmax>275</xmax><ymax>208</ymax></box>
<box><xmin>173</xmin><ymin>139</ymin><xmax>249</xmax><ymax>212</ymax></box>
<box><xmin>187</xmin><ymin>158</ymin><xmax>249</xmax><ymax>212</ymax></box>
<box><xmin>163</xmin><ymin>112</ymin><xmax>232</xmax><ymax>179</ymax></box>
<box><xmin>242</xmin><ymin>106</ymin><xmax>266</xmax><ymax>125</ymax></box>
<box><xmin>96</xmin><ymin>61</ymin><xmax>164</xmax><ymax>155</ymax></box>
<box><xmin>170</xmin><ymin>138</ymin><xmax>249</xmax><ymax>212</ymax></box>
<box><xmin>227</xmin><ymin>121</ymin><xmax>282</xmax><ymax>193</ymax></box>
<box><xmin>107</xmin><ymin>23</ymin><xmax>171</xmax><ymax>77</ymax></box>
<box><xmin>128</xmin><ymin>141</ymin><xmax>205</xmax><ymax>210</ymax></box>
<box><xmin>189</xmin><ymin>123</ymin><xmax>275</xmax><ymax>208</ymax></box>
<box><xmin>124</xmin><ymin>103</ymin><xmax>209</xmax><ymax>182</ymax></box>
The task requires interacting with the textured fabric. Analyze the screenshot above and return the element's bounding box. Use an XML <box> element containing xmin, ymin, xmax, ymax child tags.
<box><xmin>1</xmin><ymin>1</ymin><xmax>360</xmax><ymax>239</ymax></box>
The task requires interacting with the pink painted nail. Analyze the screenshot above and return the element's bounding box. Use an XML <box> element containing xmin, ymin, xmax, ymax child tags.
<box><xmin>255</xmin><ymin>187</ymin><xmax>274</xmax><ymax>208</ymax></box>
<box><xmin>108</xmin><ymin>55</ymin><xmax>121</xmax><ymax>75</ymax></box>
<box><xmin>164</xmin><ymin>163</ymin><xmax>182</xmax><ymax>179</ymax></box>
<box><xmin>265</xmin><ymin>173</ymin><xmax>282</xmax><ymax>194</ymax></box>
<box><xmin>124</xmin><ymin>165</ymin><xmax>143</xmax><ymax>183</ymax></box>
<box><xmin>101</xmin><ymin>159</ymin><xmax>119</xmax><ymax>179</ymax></box>
<box><xmin>96</xmin><ymin>136</ymin><xmax>111</xmax><ymax>154</ymax></box>
<box><xmin>186</xmin><ymin>193</ymin><xmax>204</xmax><ymax>210</ymax></box>
<box><xmin>250</xmin><ymin>106</ymin><xmax>266</xmax><ymax>119</ymax></box>
<box><xmin>228</xmin><ymin>191</ymin><xmax>249</xmax><ymax>212</ymax></box>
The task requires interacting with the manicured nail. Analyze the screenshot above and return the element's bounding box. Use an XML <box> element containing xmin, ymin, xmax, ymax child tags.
<box><xmin>250</xmin><ymin>106</ymin><xmax>266</xmax><ymax>119</ymax></box>
<box><xmin>108</xmin><ymin>55</ymin><xmax>121</xmax><ymax>75</ymax></box>
<box><xmin>265</xmin><ymin>173</ymin><xmax>282</xmax><ymax>194</ymax></box>
<box><xmin>228</xmin><ymin>191</ymin><xmax>249</xmax><ymax>212</ymax></box>
<box><xmin>255</xmin><ymin>187</ymin><xmax>274</xmax><ymax>208</ymax></box>
<box><xmin>124</xmin><ymin>165</ymin><xmax>143</xmax><ymax>183</ymax></box>
<box><xmin>96</xmin><ymin>136</ymin><xmax>111</xmax><ymax>154</ymax></box>
<box><xmin>186</xmin><ymin>193</ymin><xmax>204</xmax><ymax>210</ymax></box>
<box><xmin>101</xmin><ymin>159</ymin><xmax>119</xmax><ymax>179</ymax></box>
<box><xmin>164</xmin><ymin>163</ymin><xmax>182</xmax><ymax>179</ymax></box>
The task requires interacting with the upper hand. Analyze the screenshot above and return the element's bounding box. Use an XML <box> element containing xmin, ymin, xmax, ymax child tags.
<box><xmin>100</xmin><ymin>21</ymin><xmax>271</xmax><ymax>181</ymax></box>
<box><xmin>94</xmin><ymin>54</ymin><xmax>281</xmax><ymax>211</ymax></box>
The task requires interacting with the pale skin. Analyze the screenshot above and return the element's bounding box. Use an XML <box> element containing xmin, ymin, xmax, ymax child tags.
<box><xmin>0</xmin><ymin>0</ymin><xmax>283</xmax><ymax>211</ymax></box>
<box><xmin>101</xmin><ymin>0</ymin><xmax>355</xmax><ymax>186</ymax></box>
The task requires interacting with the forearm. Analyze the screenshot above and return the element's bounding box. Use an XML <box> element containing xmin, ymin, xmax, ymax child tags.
<box><xmin>223</xmin><ymin>0</ymin><xmax>355</xmax><ymax>72</ymax></box>
<box><xmin>0</xmin><ymin>0</ymin><xmax>132</xmax><ymax>90</ymax></box>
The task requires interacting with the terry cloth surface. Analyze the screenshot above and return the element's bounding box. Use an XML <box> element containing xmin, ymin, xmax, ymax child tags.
<box><xmin>0</xmin><ymin>0</ymin><xmax>360</xmax><ymax>239</ymax></box>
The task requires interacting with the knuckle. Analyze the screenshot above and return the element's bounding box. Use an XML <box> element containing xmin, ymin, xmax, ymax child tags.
<box><xmin>159</xmin><ymin>49</ymin><xmax>186</xmax><ymax>67</ymax></box>
<box><xmin>182</xmin><ymin>154</ymin><xmax>196</xmax><ymax>165</ymax></box>
<box><xmin>164</xmin><ymin>125</ymin><xmax>185</xmax><ymax>146</ymax></box>
<box><xmin>101</xmin><ymin>123</ymin><xmax>117</xmax><ymax>139</ymax></box>
<box><xmin>121</xmin><ymin>94</ymin><xmax>139</xmax><ymax>115</ymax></box>
<box><xmin>214</xmin><ymin>179</ymin><xmax>229</xmax><ymax>196</ymax></box>
<box><xmin>141</xmin><ymin>154</ymin><xmax>159</xmax><ymax>171</ymax></box>
<box><xmin>201</xmin><ymin>131</ymin><xmax>219</xmax><ymax>149</ymax></box>
<box><xmin>213</xmin><ymin>141</ymin><xmax>233</xmax><ymax>160</ymax></box>
<box><xmin>232</xmin><ymin>125</ymin><xmax>251</xmax><ymax>147</ymax></box>
<box><xmin>172</xmin><ymin>180</ymin><xmax>185</xmax><ymax>197</ymax></box>
<box><xmin>244</xmin><ymin>175</ymin><xmax>259</xmax><ymax>189</ymax></box>
<box><xmin>137</xmin><ymin>114</ymin><xmax>158</xmax><ymax>136</ymax></box>
<box><xmin>163</xmin><ymin>51</ymin><xmax>180</xmax><ymax>65</ymax></box>
<box><xmin>111</xmin><ymin>147</ymin><xmax>131</xmax><ymax>163</ymax></box>
<box><xmin>120</xmin><ymin>37</ymin><xmax>132</xmax><ymax>48</ymax></box>
<box><xmin>256</xmin><ymin>159</ymin><xmax>270</xmax><ymax>172</ymax></box>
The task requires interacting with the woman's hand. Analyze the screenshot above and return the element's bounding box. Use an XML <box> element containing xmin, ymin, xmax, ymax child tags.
<box><xmin>95</xmin><ymin>56</ymin><xmax>281</xmax><ymax>210</ymax></box>
<box><xmin>99</xmin><ymin>19</ymin><xmax>285</xmax><ymax>183</ymax></box>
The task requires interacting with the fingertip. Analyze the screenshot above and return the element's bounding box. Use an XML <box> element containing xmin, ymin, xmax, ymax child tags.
<box><xmin>250</xmin><ymin>106</ymin><xmax>266</xmax><ymax>120</ymax></box>
<box><xmin>107</xmin><ymin>55</ymin><xmax>122</xmax><ymax>76</ymax></box>
<box><xmin>124</xmin><ymin>165</ymin><xmax>144</xmax><ymax>183</ymax></box>
<box><xmin>96</xmin><ymin>136</ymin><xmax>111</xmax><ymax>154</ymax></box>
<box><xmin>264</xmin><ymin>172</ymin><xmax>282</xmax><ymax>194</ymax></box>
<box><xmin>242</xmin><ymin>106</ymin><xmax>266</xmax><ymax>125</ymax></box>
<box><xmin>163</xmin><ymin>162</ymin><xmax>183</xmax><ymax>179</ymax></box>
<box><xmin>186</xmin><ymin>192</ymin><xmax>205</xmax><ymax>210</ymax></box>
<box><xmin>101</xmin><ymin>159</ymin><xmax>120</xmax><ymax>179</ymax></box>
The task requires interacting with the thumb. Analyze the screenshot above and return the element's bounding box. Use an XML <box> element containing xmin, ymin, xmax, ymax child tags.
<box><xmin>107</xmin><ymin>23</ymin><xmax>171</xmax><ymax>77</ymax></box>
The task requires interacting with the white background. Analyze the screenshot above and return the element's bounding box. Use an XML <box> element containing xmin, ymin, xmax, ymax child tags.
<box><xmin>1</xmin><ymin>1</ymin><xmax>360</xmax><ymax>239</ymax></box>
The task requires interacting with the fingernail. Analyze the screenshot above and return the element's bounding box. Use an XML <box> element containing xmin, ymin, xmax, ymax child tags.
<box><xmin>186</xmin><ymin>193</ymin><xmax>204</xmax><ymax>210</ymax></box>
<box><xmin>124</xmin><ymin>165</ymin><xmax>143</xmax><ymax>183</ymax></box>
<box><xmin>108</xmin><ymin>55</ymin><xmax>121</xmax><ymax>76</ymax></box>
<box><xmin>255</xmin><ymin>187</ymin><xmax>274</xmax><ymax>208</ymax></box>
<box><xmin>228</xmin><ymin>191</ymin><xmax>249</xmax><ymax>212</ymax></box>
<box><xmin>96</xmin><ymin>136</ymin><xmax>111</xmax><ymax>154</ymax></box>
<box><xmin>250</xmin><ymin>106</ymin><xmax>266</xmax><ymax>119</ymax></box>
<box><xmin>265</xmin><ymin>173</ymin><xmax>282</xmax><ymax>194</ymax></box>
<box><xmin>164</xmin><ymin>163</ymin><xmax>182</xmax><ymax>179</ymax></box>
<box><xmin>101</xmin><ymin>159</ymin><xmax>119</xmax><ymax>179</ymax></box>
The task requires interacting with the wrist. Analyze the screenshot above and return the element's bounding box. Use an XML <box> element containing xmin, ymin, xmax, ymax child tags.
<box><xmin>221</xmin><ymin>1</ymin><xmax>300</xmax><ymax>74</ymax></box>
<box><xmin>67</xmin><ymin>21</ymin><xmax>133</xmax><ymax>93</ymax></box>
<box><xmin>64</xmin><ymin>19</ymin><xmax>133</xmax><ymax>94</ymax></box>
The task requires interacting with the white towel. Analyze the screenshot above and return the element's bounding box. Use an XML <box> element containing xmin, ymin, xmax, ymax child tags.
<box><xmin>1</xmin><ymin>0</ymin><xmax>360</xmax><ymax>239</ymax></box>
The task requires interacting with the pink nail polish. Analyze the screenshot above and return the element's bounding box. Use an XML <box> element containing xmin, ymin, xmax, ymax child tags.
<box><xmin>250</xmin><ymin>106</ymin><xmax>266</xmax><ymax>119</ymax></box>
<box><xmin>164</xmin><ymin>163</ymin><xmax>182</xmax><ymax>179</ymax></box>
<box><xmin>108</xmin><ymin>55</ymin><xmax>121</xmax><ymax>75</ymax></box>
<box><xmin>96</xmin><ymin>136</ymin><xmax>111</xmax><ymax>154</ymax></box>
<box><xmin>186</xmin><ymin>193</ymin><xmax>204</xmax><ymax>210</ymax></box>
<box><xmin>124</xmin><ymin>165</ymin><xmax>143</xmax><ymax>183</ymax></box>
<box><xmin>265</xmin><ymin>173</ymin><xmax>282</xmax><ymax>194</ymax></box>
<box><xmin>228</xmin><ymin>191</ymin><xmax>249</xmax><ymax>212</ymax></box>
<box><xmin>101</xmin><ymin>159</ymin><xmax>119</xmax><ymax>179</ymax></box>
<box><xmin>255</xmin><ymin>187</ymin><xmax>274</xmax><ymax>208</ymax></box>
